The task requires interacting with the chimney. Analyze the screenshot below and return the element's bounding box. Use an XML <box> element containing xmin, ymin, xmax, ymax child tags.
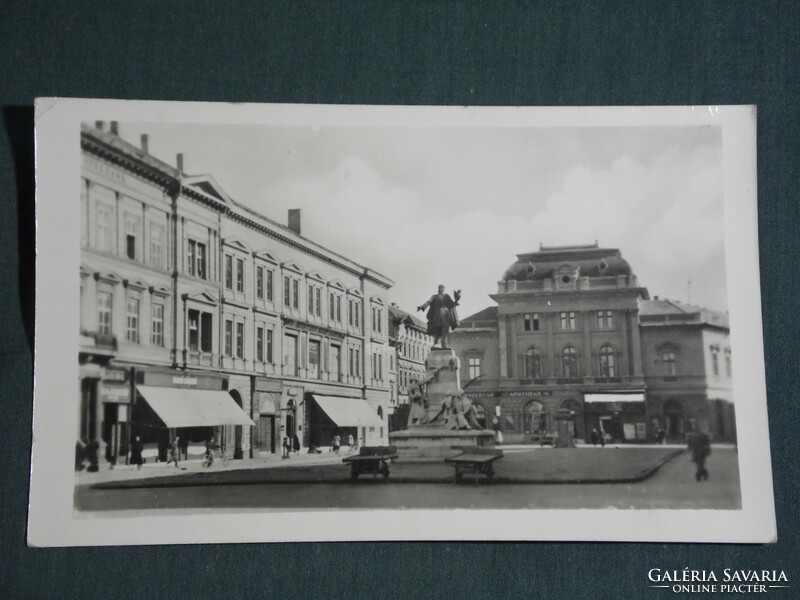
<box><xmin>94</xmin><ymin>121</ymin><xmax>104</xmax><ymax>131</ymax></box>
<box><xmin>176</xmin><ymin>153</ymin><xmax>184</xmax><ymax>173</ymax></box>
<box><xmin>288</xmin><ymin>209</ymin><xmax>301</xmax><ymax>235</ymax></box>
<box><xmin>140</xmin><ymin>134</ymin><xmax>149</xmax><ymax>154</ymax></box>
<box><xmin>110</xmin><ymin>121</ymin><xmax>119</xmax><ymax>135</ymax></box>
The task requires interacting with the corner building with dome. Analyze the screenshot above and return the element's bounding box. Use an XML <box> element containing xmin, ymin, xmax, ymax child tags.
<box><xmin>449</xmin><ymin>244</ymin><xmax>736</xmax><ymax>444</ymax></box>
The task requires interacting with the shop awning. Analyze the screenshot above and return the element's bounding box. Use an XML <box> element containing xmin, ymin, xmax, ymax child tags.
<box><xmin>311</xmin><ymin>395</ymin><xmax>383</xmax><ymax>427</ymax></box>
<box><xmin>137</xmin><ymin>385</ymin><xmax>256</xmax><ymax>428</ymax></box>
<box><xmin>583</xmin><ymin>393</ymin><xmax>645</xmax><ymax>403</ymax></box>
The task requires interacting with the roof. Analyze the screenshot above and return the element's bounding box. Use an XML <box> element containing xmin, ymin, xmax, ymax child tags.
<box><xmin>639</xmin><ymin>298</ymin><xmax>729</xmax><ymax>328</ymax></box>
<box><xmin>389</xmin><ymin>304</ymin><xmax>427</xmax><ymax>330</ymax></box>
<box><xmin>501</xmin><ymin>243</ymin><xmax>633</xmax><ymax>282</ymax></box>
<box><xmin>81</xmin><ymin>124</ymin><xmax>394</xmax><ymax>288</ymax></box>
<box><xmin>460</xmin><ymin>306</ymin><xmax>499</xmax><ymax>328</ymax></box>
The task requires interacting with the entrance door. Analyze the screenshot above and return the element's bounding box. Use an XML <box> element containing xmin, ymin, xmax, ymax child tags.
<box><xmin>258</xmin><ymin>415</ymin><xmax>275</xmax><ymax>454</ymax></box>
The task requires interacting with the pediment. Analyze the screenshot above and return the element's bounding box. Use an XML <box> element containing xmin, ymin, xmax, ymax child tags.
<box><xmin>182</xmin><ymin>290</ymin><xmax>218</xmax><ymax>306</ymax></box>
<box><xmin>281</xmin><ymin>261</ymin><xmax>304</xmax><ymax>275</ymax></box>
<box><xmin>307</xmin><ymin>270</ymin><xmax>327</xmax><ymax>284</ymax></box>
<box><xmin>222</xmin><ymin>237</ymin><xmax>252</xmax><ymax>253</ymax></box>
<box><xmin>254</xmin><ymin>250</ymin><xmax>279</xmax><ymax>265</ymax></box>
<box><xmin>328</xmin><ymin>280</ymin><xmax>346</xmax><ymax>291</ymax></box>
<box><xmin>184</xmin><ymin>175</ymin><xmax>232</xmax><ymax>205</ymax></box>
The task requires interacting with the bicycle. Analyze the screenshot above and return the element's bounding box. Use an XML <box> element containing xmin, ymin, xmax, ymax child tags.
<box><xmin>202</xmin><ymin>444</ymin><xmax>229</xmax><ymax>468</ymax></box>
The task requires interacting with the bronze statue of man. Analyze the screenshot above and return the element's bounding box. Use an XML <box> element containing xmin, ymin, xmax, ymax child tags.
<box><xmin>417</xmin><ymin>285</ymin><xmax>461</xmax><ymax>349</ymax></box>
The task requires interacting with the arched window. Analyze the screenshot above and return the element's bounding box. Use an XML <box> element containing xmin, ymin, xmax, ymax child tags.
<box><xmin>377</xmin><ymin>406</ymin><xmax>383</xmax><ymax>421</ymax></box>
<box><xmin>562</xmin><ymin>346</ymin><xmax>578</xmax><ymax>378</ymax></box>
<box><xmin>662</xmin><ymin>349</ymin><xmax>677</xmax><ymax>376</ymax></box>
<box><xmin>524</xmin><ymin>347</ymin><xmax>542</xmax><ymax>379</ymax></box>
<box><xmin>524</xmin><ymin>400</ymin><xmax>548</xmax><ymax>434</ymax></box>
<box><xmin>599</xmin><ymin>344</ymin><xmax>616</xmax><ymax>377</ymax></box>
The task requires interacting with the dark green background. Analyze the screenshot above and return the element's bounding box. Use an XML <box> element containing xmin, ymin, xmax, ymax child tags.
<box><xmin>1</xmin><ymin>2</ymin><xmax>797</xmax><ymax>598</ymax></box>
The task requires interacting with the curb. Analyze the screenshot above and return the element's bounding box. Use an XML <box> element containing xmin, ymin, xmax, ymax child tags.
<box><xmin>90</xmin><ymin>449</ymin><xmax>685</xmax><ymax>489</ymax></box>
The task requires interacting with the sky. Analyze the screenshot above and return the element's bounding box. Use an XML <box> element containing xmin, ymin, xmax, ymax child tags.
<box><xmin>116</xmin><ymin>121</ymin><xmax>727</xmax><ymax>319</ymax></box>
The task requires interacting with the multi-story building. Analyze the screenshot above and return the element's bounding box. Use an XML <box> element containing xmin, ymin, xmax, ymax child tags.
<box><xmin>639</xmin><ymin>298</ymin><xmax>735</xmax><ymax>442</ymax></box>
<box><xmin>387</xmin><ymin>305</ymin><xmax>434</xmax><ymax>429</ymax></box>
<box><xmin>78</xmin><ymin>122</ymin><xmax>393</xmax><ymax>468</ymax></box>
<box><xmin>450</xmin><ymin>243</ymin><xmax>736</xmax><ymax>444</ymax></box>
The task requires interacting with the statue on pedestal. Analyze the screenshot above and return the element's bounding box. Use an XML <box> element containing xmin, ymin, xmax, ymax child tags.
<box><xmin>417</xmin><ymin>285</ymin><xmax>461</xmax><ymax>349</ymax></box>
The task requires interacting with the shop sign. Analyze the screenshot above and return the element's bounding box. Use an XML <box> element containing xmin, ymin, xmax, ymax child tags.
<box><xmin>100</xmin><ymin>383</ymin><xmax>130</xmax><ymax>403</ymax></box>
<box><xmin>103</xmin><ymin>368</ymin><xmax>128</xmax><ymax>383</ymax></box>
<box><xmin>172</xmin><ymin>375</ymin><xmax>198</xmax><ymax>386</ymax></box>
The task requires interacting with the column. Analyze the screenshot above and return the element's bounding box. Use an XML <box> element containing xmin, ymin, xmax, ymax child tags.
<box><xmin>498</xmin><ymin>313</ymin><xmax>508</xmax><ymax>378</ymax></box>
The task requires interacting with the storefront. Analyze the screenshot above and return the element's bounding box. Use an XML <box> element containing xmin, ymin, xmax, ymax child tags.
<box><xmin>307</xmin><ymin>393</ymin><xmax>384</xmax><ymax>449</ymax></box>
<box><xmin>78</xmin><ymin>365</ymin><xmax>132</xmax><ymax>470</ymax></box>
<box><xmin>583</xmin><ymin>392</ymin><xmax>647</xmax><ymax>443</ymax></box>
<box><xmin>130</xmin><ymin>368</ymin><xmax>254</xmax><ymax>461</ymax></box>
<box><xmin>253</xmin><ymin>378</ymin><xmax>281</xmax><ymax>455</ymax></box>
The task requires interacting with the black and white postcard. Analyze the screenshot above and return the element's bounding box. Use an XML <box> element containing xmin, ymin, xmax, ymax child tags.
<box><xmin>29</xmin><ymin>99</ymin><xmax>774</xmax><ymax>546</ymax></box>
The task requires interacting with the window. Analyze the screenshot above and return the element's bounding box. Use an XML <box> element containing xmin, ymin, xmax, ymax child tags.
<box><xmin>200</xmin><ymin>312</ymin><xmax>212</xmax><ymax>352</ymax></box>
<box><xmin>355</xmin><ymin>348</ymin><xmax>360</xmax><ymax>376</ymax></box>
<box><xmin>225</xmin><ymin>255</ymin><xmax>233</xmax><ymax>289</ymax></box>
<box><xmin>329</xmin><ymin>294</ymin><xmax>335</xmax><ymax>321</ymax></box>
<box><xmin>354</xmin><ymin>302</ymin><xmax>360</xmax><ymax>327</ymax></box>
<box><xmin>266</xmin><ymin>270</ymin><xmax>273</xmax><ymax>301</ymax></box>
<box><xmin>236</xmin><ymin>258</ymin><xmax>244</xmax><ymax>292</ymax></box>
<box><xmin>283</xmin><ymin>276</ymin><xmax>290</xmax><ymax>306</ymax></box>
<box><xmin>292</xmin><ymin>280</ymin><xmax>299</xmax><ymax>309</ymax></box>
<box><xmin>725</xmin><ymin>350</ymin><xmax>732</xmax><ymax>377</ymax></box>
<box><xmin>372</xmin><ymin>307</ymin><xmax>377</xmax><ymax>331</ymax></box>
<box><xmin>662</xmin><ymin>350</ymin><xmax>677</xmax><ymax>376</ymax></box>
<box><xmin>188</xmin><ymin>311</ymin><xmax>213</xmax><ymax>352</ymax></box>
<box><xmin>309</xmin><ymin>340</ymin><xmax>320</xmax><ymax>379</ymax></box>
<box><xmin>336</xmin><ymin>296</ymin><xmax>342</xmax><ymax>322</ymax></box>
<box><xmin>562</xmin><ymin>346</ymin><xmax>578</xmax><ymax>378</ymax></box>
<box><xmin>711</xmin><ymin>349</ymin><xmax>719</xmax><ymax>376</ymax></box>
<box><xmin>597</xmin><ymin>310</ymin><xmax>614</xmax><ymax>328</ymax></box>
<box><xmin>599</xmin><ymin>344</ymin><xmax>616</xmax><ymax>377</ymax></box>
<box><xmin>523</xmin><ymin>313</ymin><xmax>539</xmax><ymax>332</ymax></box>
<box><xmin>256</xmin><ymin>267</ymin><xmax>264</xmax><ymax>299</ymax></box>
<box><xmin>349</xmin><ymin>300</ymin><xmax>354</xmax><ymax>326</ymax></box>
<box><xmin>151</xmin><ymin>302</ymin><xmax>164</xmax><ymax>347</ymax></box>
<box><xmin>308</xmin><ymin>284</ymin><xmax>315</xmax><ymax>312</ymax></box>
<box><xmin>126</xmin><ymin>297</ymin><xmax>139</xmax><ymax>343</ymax></box>
<box><xmin>560</xmin><ymin>311</ymin><xmax>577</xmax><ymax>330</ymax></box>
<box><xmin>196</xmin><ymin>242</ymin><xmax>206</xmax><ymax>279</ymax></box>
<box><xmin>96</xmin><ymin>204</ymin><xmax>113</xmax><ymax>252</ymax></box>
<box><xmin>224</xmin><ymin>319</ymin><xmax>233</xmax><ymax>356</ymax></box>
<box><xmin>378</xmin><ymin>354</ymin><xmax>383</xmax><ymax>379</ymax></box>
<box><xmin>125</xmin><ymin>216</ymin><xmax>138</xmax><ymax>260</ymax></box>
<box><xmin>188</xmin><ymin>240</ymin><xmax>207</xmax><ymax>279</ymax></box>
<box><xmin>349</xmin><ymin>348</ymin><xmax>354</xmax><ymax>376</ymax></box>
<box><xmin>150</xmin><ymin>224</ymin><xmax>164</xmax><ymax>269</ymax></box>
<box><xmin>188</xmin><ymin>310</ymin><xmax>199</xmax><ymax>351</ymax></box>
<box><xmin>266</xmin><ymin>328</ymin><xmax>274</xmax><ymax>363</ymax></box>
<box><xmin>256</xmin><ymin>326</ymin><xmax>264</xmax><ymax>362</ymax></box>
<box><xmin>235</xmin><ymin>322</ymin><xmax>244</xmax><ymax>358</ymax></box>
<box><xmin>315</xmin><ymin>288</ymin><xmax>321</xmax><ymax>317</ymax></box>
<box><xmin>524</xmin><ymin>347</ymin><xmax>541</xmax><ymax>378</ymax></box>
<box><xmin>377</xmin><ymin>309</ymin><xmax>382</xmax><ymax>333</ymax></box>
<box><xmin>330</xmin><ymin>345</ymin><xmax>341</xmax><ymax>381</ymax></box>
<box><xmin>524</xmin><ymin>400</ymin><xmax>548</xmax><ymax>435</ymax></box>
<box><xmin>97</xmin><ymin>290</ymin><xmax>113</xmax><ymax>335</ymax></box>
<box><xmin>468</xmin><ymin>356</ymin><xmax>481</xmax><ymax>380</ymax></box>
<box><xmin>284</xmin><ymin>334</ymin><xmax>298</xmax><ymax>376</ymax></box>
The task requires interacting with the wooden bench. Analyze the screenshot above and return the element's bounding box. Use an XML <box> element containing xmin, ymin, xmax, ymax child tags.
<box><xmin>445</xmin><ymin>447</ymin><xmax>504</xmax><ymax>484</ymax></box>
<box><xmin>342</xmin><ymin>446</ymin><xmax>398</xmax><ymax>482</ymax></box>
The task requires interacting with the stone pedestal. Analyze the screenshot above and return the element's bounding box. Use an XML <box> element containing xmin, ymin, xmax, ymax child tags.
<box><xmin>390</xmin><ymin>348</ymin><xmax>495</xmax><ymax>461</ymax></box>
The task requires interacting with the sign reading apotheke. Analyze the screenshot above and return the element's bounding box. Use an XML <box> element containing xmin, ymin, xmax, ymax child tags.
<box><xmin>466</xmin><ymin>391</ymin><xmax>552</xmax><ymax>399</ymax></box>
<box><xmin>647</xmin><ymin>569</ymin><xmax>790</xmax><ymax>594</ymax></box>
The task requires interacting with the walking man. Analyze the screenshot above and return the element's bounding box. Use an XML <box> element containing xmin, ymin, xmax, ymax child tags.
<box><xmin>688</xmin><ymin>428</ymin><xmax>711</xmax><ymax>481</ymax></box>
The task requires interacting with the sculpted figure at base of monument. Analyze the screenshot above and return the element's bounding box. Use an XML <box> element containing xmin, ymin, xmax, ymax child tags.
<box><xmin>429</xmin><ymin>391</ymin><xmax>484</xmax><ymax>431</ymax></box>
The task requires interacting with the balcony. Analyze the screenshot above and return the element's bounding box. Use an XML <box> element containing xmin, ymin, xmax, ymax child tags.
<box><xmin>79</xmin><ymin>330</ymin><xmax>117</xmax><ymax>357</ymax></box>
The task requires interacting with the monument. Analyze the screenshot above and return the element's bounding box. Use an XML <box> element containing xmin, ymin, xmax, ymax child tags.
<box><xmin>389</xmin><ymin>286</ymin><xmax>495</xmax><ymax>460</ymax></box>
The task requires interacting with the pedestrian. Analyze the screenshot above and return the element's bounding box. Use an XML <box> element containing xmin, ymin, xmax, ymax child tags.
<box><xmin>293</xmin><ymin>434</ymin><xmax>301</xmax><ymax>454</ymax></box>
<box><xmin>599</xmin><ymin>429</ymin><xmax>606</xmax><ymax>447</ymax></box>
<box><xmin>687</xmin><ymin>429</ymin><xmax>711</xmax><ymax>481</ymax></box>
<box><xmin>167</xmin><ymin>436</ymin><xmax>180</xmax><ymax>468</ymax></box>
<box><xmin>657</xmin><ymin>428</ymin><xmax>666</xmax><ymax>445</ymax></box>
<box><xmin>282</xmin><ymin>436</ymin><xmax>291</xmax><ymax>459</ymax></box>
<box><xmin>332</xmin><ymin>434</ymin><xmax>341</xmax><ymax>455</ymax></box>
<box><xmin>347</xmin><ymin>433</ymin><xmax>355</xmax><ymax>453</ymax></box>
<box><xmin>179</xmin><ymin>434</ymin><xmax>189</xmax><ymax>461</ymax></box>
<box><xmin>590</xmin><ymin>428</ymin><xmax>599</xmax><ymax>447</ymax></box>
<box><xmin>131</xmin><ymin>435</ymin><xmax>144</xmax><ymax>470</ymax></box>
<box><xmin>204</xmin><ymin>436</ymin><xmax>216</xmax><ymax>467</ymax></box>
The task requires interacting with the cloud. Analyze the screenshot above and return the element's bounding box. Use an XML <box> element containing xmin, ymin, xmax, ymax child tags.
<box><xmin>253</xmin><ymin>140</ymin><xmax>726</xmax><ymax>316</ymax></box>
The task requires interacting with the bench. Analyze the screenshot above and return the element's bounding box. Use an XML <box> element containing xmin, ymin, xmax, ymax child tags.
<box><xmin>342</xmin><ymin>446</ymin><xmax>398</xmax><ymax>482</ymax></box>
<box><xmin>444</xmin><ymin>447</ymin><xmax>504</xmax><ymax>484</ymax></box>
